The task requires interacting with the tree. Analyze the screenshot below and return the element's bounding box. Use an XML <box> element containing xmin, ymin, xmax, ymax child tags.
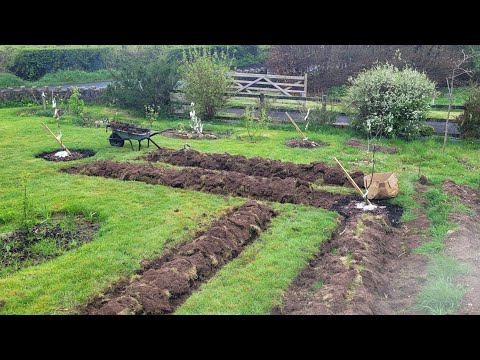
<box><xmin>181</xmin><ymin>47</ymin><xmax>234</xmax><ymax>120</ymax></box>
<box><xmin>104</xmin><ymin>47</ymin><xmax>179</xmax><ymax>114</ymax></box>
<box><xmin>346</xmin><ymin>63</ymin><xmax>437</xmax><ymax>149</ymax></box>
<box><xmin>442</xmin><ymin>50</ymin><xmax>475</xmax><ymax>153</ymax></box>
<box><xmin>268</xmin><ymin>45</ymin><xmax>465</xmax><ymax>95</ymax></box>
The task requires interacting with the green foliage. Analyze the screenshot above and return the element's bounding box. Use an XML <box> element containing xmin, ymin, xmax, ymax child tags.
<box><xmin>415</xmin><ymin>187</ymin><xmax>456</xmax><ymax>255</ymax></box>
<box><xmin>34</xmin><ymin>109</ymin><xmax>55</xmax><ymax>117</ymax></box>
<box><xmin>347</xmin><ymin>63</ymin><xmax>438</xmax><ymax>138</ymax></box>
<box><xmin>458</xmin><ymin>87</ymin><xmax>480</xmax><ymax>139</ymax></box>
<box><xmin>417</xmin><ymin>254</ymin><xmax>467</xmax><ymax>315</ymax></box>
<box><xmin>181</xmin><ymin>47</ymin><xmax>234</xmax><ymax>120</ymax></box>
<box><xmin>418</xmin><ymin>125</ymin><xmax>436</xmax><ymax>137</ymax></box>
<box><xmin>242</xmin><ymin>106</ymin><xmax>271</xmax><ymax>142</ymax></box>
<box><xmin>0</xmin><ymin>73</ymin><xmax>25</xmax><ymax>87</ymax></box>
<box><xmin>33</xmin><ymin>69</ymin><xmax>111</xmax><ymax>87</ymax></box>
<box><xmin>144</xmin><ymin>104</ymin><xmax>160</xmax><ymax>128</ymax></box>
<box><xmin>67</xmin><ymin>87</ymin><xmax>85</xmax><ymax>117</ymax></box>
<box><xmin>104</xmin><ymin>49</ymin><xmax>179</xmax><ymax>114</ymax></box>
<box><xmin>8</xmin><ymin>48</ymin><xmax>108</xmax><ymax>81</ymax></box>
<box><xmin>306</xmin><ymin>105</ymin><xmax>338</xmax><ymax>131</ymax></box>
<box><xmin>20</xmin><ymin>171</ymin><xmax>33</xmax><ymax>234</ymax></box>
<box><xmin>0</xmin><ymin>70</ymin><xmax>112</xmax><ymax>89</ymax></box>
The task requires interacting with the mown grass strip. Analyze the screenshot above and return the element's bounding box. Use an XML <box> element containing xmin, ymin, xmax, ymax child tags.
<box><xmin>176</xmin><ymin>203</ymin><xmax>338</xmax><ymax>315</ymax></box>
<box><xmin>415</xmin><ymin>187</ymin><xmax>468</xmax><ymax>315</ymax></box>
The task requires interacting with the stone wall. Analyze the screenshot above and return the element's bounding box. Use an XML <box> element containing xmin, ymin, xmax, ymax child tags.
<box><xmin>0</xmin><ymin>85</ymin><xmax>106</xmax><ymax>103</ymax></box>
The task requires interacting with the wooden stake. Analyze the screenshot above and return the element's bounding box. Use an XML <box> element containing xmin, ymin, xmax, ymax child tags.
<box><xmin>285</xmin><ymin>112</ymin><xmax>308</xmax><ymax>140</ymax></box>
<box><xmin>41</xmin><ymin>122</ymin><xmax>72</xmax><ymax>156</ymax></box>
<box><xmin>333</xmin><ymin>157</ymin><xmax>372</xmax><ymax>205</ymax></box>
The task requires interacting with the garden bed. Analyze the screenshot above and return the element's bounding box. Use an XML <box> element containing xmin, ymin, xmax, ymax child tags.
<box><xmin>285</xmin><ymin>139</ymin><xmax>326</xmax><ymax>148</ymax></box>
<box><xmin>0</xmin><ymin>213</ymin><xmax>99</xmax><ymax>277</ymax></box>
<box><xmin>273</xmin><ymin>184</ymin><xmax>450</xmax><ymax>315</ymax></box>
<box><xmin>345</xmin><ymin>139</ymin><xmax>399</xmax><ymax>154</ymax></box>
<box><xmin>63</xmin><ymin>160</ymin><xmax>349</xmax><ymax>209</ymax></box>
<box><xmin>160</xmin><ymin>130</ymin><xmax>221</xmax><ymax>140</ymax></box>
<box><xmin>83</xmin><ymin>201</ymin><xmax>276</xmax><ymax>315</ymax></box>
<box><xmin>143</xmin><ymin>147</ymin><xmax>364</xmax><ymax>186</ymax></box>
<box><xmin>36</xmin><ymin>149</ymin><xmax>96</xmax><ymax>162</ymax></box>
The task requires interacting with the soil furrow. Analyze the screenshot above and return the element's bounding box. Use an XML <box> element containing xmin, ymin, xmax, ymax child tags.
<box><xmin>142</xmin><ymin>147</ymin><xmax>364</xmax><ymax>186</ymax></box>
<box><xmin>274</xmin><ymin>184</ymin><xmax>433</xmax><ymax>315</ymax></box>
<box><xmin>83</xmin><ymin>200</ymin><xmax>276</xmax><ymax>315</ymax></box>
<box><xmin>63</xmin><ymin>160</ymin><xmax>347</xmax><ymax>209</ymax></box>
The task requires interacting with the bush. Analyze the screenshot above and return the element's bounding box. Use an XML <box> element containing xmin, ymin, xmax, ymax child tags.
<box><xmin>346</xmin><ymin>63</ymin><xmax>437</xmax><ymax>138</ymax></box>
<box><xmin>67</xmin><ymin>87</ymin><xmax>85</xmax><ymax>116</ymax></box>
<box><xmin>8</xmin><ymin>48</ymin><xmax>108</xmax><ymax>81</ymax></box>
<box><xmin>418</xmin><ymin>125</ymin><xmax>436</xmax><ymax>137</ymax></box>
<box><xmin>35</xmin><ymin>109</ymin><xmax>55</xmax><ymax>117</ymax></box>
<box><xmin>242</xmin><ymin>106</ymin><xmax>271</xmax><ymax>142</ymax></box>
<box><xmin>306</xmin><ymin>105</ymin><xmax>338</xmax><ymax>131</ymax></box>
<box><xmin>458</xmin><ymin>88</ymin><xmax>480</xmax><ymax>138</ymax></box>
<box><xmin>181</xmin><ymin>47</ymin><xmax>234</xmax><ymax>120</ymax></box>
<box><xmin>104</xmin><ymin>49</ymin><xmax>179</xmax><ymax>114</ymax></box>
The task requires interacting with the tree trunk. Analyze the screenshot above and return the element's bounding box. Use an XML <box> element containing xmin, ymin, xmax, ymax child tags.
<box><xmin>442</xmin><ymin>75</ymin><xmax>454</xmax><ymax>153</ymax></box>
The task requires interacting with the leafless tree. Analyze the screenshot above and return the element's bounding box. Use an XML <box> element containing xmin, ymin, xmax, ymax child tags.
<box><xmin>442</xmin><ymin>50</ymin><xmax>475</xmax><ymax>153</ymax></box>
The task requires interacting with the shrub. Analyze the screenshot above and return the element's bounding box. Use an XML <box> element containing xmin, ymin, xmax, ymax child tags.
<box><xmin>67</xmin><ymin>87</ymin><xmax>85</xmax><ymax>116</ymax></box>
<box><xmin>8</xmin><ymin>48</ymin><xmax>108</xmax><ymax>81</ymax></box>
<box><xmin>346</xmin><ymin>63</ymin><xmax>437</xmax><ymax>138</ymax></box>
<box><xmin>306</xmin><ymin>105</ymin><xmax>338</xmax><ymax>130</ymax></box>
<box><xmin>104</xmin><ymin>49</ymin><xmax>179</xmax><ymax>114</ymax></box>
<box><xmin>35</xmin><ymin>109</ymin><xmax>55</xmax><ymax>117</ymax></box>
<box><xmin>458</xmin><ymin>87</ymin><xmax>480</xmax><ymax>139</ymax></box>
<box><xmin>181</xmin><ymin>47</ymin><xmax>234</xmax><ymax>120</ymax></box>
<box><xmin>242</xmin><ymin>106</ymin><xmax>271</xmax><ymax>142</ymax></box>
<box><xmin>418</xmin><ymin>125</ymin><xmax>436</xmax><ymax>137</ymax></box>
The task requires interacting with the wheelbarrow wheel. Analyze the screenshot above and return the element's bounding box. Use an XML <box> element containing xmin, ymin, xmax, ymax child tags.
<box><xmin>109</xmin><ymin>133</ymin><xmax>124</xmax><ymax>147</ymax></box>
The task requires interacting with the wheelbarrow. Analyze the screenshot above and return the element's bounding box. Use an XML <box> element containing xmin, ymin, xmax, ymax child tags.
<box><xmin>106</xmin><ymin>121</ymin><xmax>162</xmax><ymax>151</ymax></box>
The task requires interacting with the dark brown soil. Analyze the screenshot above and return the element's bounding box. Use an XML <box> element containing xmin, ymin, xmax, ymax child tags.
<box><xmin>36</xmin><ymin>149</ymin><xmax>96</xmax><ymax>162</ymax></box>
<box><xmin>442</xmin><ymin>180</ymin><xmax>480</xmax><ymax>315</ymax></box>
<box><xmin>346</xmin><ymin>139</ymin><xmax>399</xmax><ymax>154</ymax></box>
<box><xmin>109</xmin><ymin>121</ymin><xmax>149</xmax><ymax>134</ymax></box>
<box><xmin>83</xmin><ymin>200</ymin><xmax>276</xmax><ymax>315</ymax></box>
<box><xmin>285</xmin><ymin>139</ymin><xmax>325</xmax><ymax>148</ymax></box>
<box><xmin>143</xmin><ymin>147</ymin><xmax>364</xmax><ymax>187</ymax></box>
<box><xmin>160</xmin><ymin>130</ymin><xmax>220</xmax><ymax>140</ymax></box>
<box><xmin>63</xmin><ymin>160</ymin><xmax>348</xmax><ymax>209</ymax></box>
<box><xmin>274</xmin><ymin>185</ymin><xmax>432</xmax><ymax>315</ymax></box>
<box><xmin>419</xmin><ymin>175</ymin><xmax>429</xmax><ymax>185</ymax></box>
<box><xmin>0</xmin><ymin>213</ymin><xmax>99</xmax><ymax>277</ymax></box>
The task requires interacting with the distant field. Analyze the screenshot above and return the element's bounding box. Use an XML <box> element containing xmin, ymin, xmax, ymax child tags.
<box><xmin>0</xmin><ymin>70</ymin><xmax>112</xmax><ymax>88</ymax></box>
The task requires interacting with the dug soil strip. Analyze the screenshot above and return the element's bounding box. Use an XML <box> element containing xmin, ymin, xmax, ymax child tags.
<box><xmin>274</xmin><ymin>185</ymin><xmax>433</xmax><ymax>315</ymax></box>
<box><xmin>143</xmin><ymin>147</ymin><xmax>364</xmax><ymax>187</ymax></box>
<box><xmin>83</xmin><ymin>200</ymin><xmax>277</xmax><ymax>315</ymax></box>
<box><xmin>63</xmin><ymin>160</ymin><xmax>347</xmax><ymax>209</ymax></box>
<box><xmin>442</xmin><ymin>180</ymin><xmax>480</xmax><ymax>314</ymax></box>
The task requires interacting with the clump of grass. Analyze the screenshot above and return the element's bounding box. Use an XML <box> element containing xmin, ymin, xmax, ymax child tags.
<box><xmin>415</xmin><ymin>188</ymin><xmax>469</xmax><ymax>315</ymax></box>
<box><xmin>417</xmin><ymin>254</ymin><xmax>468</xmax><ymax>315</ymax></box>
<box><xmin>311</xmin><ymin>279</ymin><xmax>324</xmax><ymax>291</ymax></box>
<box><xmin>415</xmin><ymin>188</ymin><xmax>456</xmax><ymax>255</ymax></box>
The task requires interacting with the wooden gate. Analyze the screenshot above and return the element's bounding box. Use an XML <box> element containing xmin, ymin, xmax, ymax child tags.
<box><xmin>231</xmin><ymin>72</ymin><xmax>307</xmax><ymax>97</ymax></box>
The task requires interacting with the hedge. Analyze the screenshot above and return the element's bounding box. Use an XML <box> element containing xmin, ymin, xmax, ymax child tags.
<box><xmin>8</xmin><ymin>48</ymin><xmax>109</xmax><ymax>81</ymax></box>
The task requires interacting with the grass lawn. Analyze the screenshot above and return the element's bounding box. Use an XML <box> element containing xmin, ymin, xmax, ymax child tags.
<box><xmin>0</xmin><ymin>70</ymin><xmax>112</xmax><ymax>88</ymax></box>
<box><xmin>0</xmin><ymin>105</ymin><xmax>479</xmax><ymax>314</ymax></box>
